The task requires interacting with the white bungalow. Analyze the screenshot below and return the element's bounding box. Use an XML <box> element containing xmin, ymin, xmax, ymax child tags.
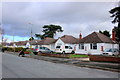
<box><xmin>36</xmin><ymin>38</ymin><xmax>57</xmax><ymax>51</ymax></box>
<box><xmin>26</xmin><ymin>40</ymin><xmax>41</xmax><ymax>48</ymax></box>
<box><xmin>54</xmin><ymin>35</ymin><xmax>79</xmax><ymax>51</ymax></box>
<box><xmin>75</xmin><ymin>32</ymin><xmax>119</xmax><ymax>55</ymax></box>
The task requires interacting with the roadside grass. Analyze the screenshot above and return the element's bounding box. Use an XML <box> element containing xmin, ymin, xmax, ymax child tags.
<box><xmin>69</xmin><ymin>54</ymin><xmax>89</xmax><ymax>58</ymax></box>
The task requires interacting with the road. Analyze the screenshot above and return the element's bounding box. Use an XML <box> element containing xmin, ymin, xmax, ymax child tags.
<box><xmin>2</xmin><ymin>52</ymin><xmax>119</xmax><ymax>78</ymax></box>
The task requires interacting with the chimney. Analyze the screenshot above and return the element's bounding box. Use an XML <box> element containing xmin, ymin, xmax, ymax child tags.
<box><xmin>112</xmin><ymin>28</ymin><xmax>115</xmax><ymax>41</ymax></box>
<box><xmin>79</xmin><ymin>33</ymin><xmax>82</xmax><ymax>39</ymax></box>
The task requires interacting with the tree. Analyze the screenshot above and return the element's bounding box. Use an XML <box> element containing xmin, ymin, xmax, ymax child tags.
<box><xmin>29</xmin><ymin>37</ymin><xmax>34</xmax><ymax>41</ymax></box>
<box><xmin>109</xmin><ymin>5</ymin><xmax>120</xmax><ymax>41</ymax></box>
<box><xmin>35</xmin><ymin>34</ymin><xmax>44</xmax><ymax>40</ymax></box>
<box><xmin>99</xmin><ymin>30</ymin><xmax>111</xmax><ymax>37</ymax></box>
<box><xmin>113</xmin><ymin>27</ymin><xmax>120</xmax><ymax>41</ymax></box>
<box><xmin>35</xmin><ymin>24</ymin><xmax>63</xmax><ymax>39</ymax></box>
<box><xmin>109</xmin><ymin>6</ymin><xmax>120</xmax><ymax>28</ymax></box>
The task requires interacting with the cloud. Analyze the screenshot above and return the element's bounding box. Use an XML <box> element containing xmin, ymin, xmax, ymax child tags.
<box><xmin>2</xmin><ymin>2</ymin><xmax>118</xmax><ymax>41</ymax></box>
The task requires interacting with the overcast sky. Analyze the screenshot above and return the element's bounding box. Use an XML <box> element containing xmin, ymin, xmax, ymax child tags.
<box><xmin>1</xmin><ymin>2</ymin><xmax>118</xmax><ymax>42</ymax></box>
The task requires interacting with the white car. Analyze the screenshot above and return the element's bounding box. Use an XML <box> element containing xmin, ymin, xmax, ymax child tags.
<box><xmin>102</xmin><ymin>48</ymin><xmax>119</xmax><ymax>56</ymax></box>
<box><xmin>55</xmin><ymin>45</ymin><xmax>75</xmax><ymax>54</ymax></box>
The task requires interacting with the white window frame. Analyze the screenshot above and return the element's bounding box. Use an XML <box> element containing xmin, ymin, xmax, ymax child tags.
<box><xmin>90</xmin><ymin>43</ymin><xmax>97</xmax><ymax>50</ymax></box>
<box><xmin>79</xmin><ymin>43</ymin><xmax>84</xmax><ymax>50</ymax></box>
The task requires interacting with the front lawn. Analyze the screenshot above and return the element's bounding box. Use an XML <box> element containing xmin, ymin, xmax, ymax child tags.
<box><xmin>69</xmin><ymin>54</ymin><xmax>89</xmax><ymax>58</ymax></box>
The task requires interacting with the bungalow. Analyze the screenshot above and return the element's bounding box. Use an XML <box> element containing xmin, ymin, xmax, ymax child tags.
<box><xmin>54</xmin><ymin>35</ymin><xmax>79</xmax><ymax>51</ymax></box>
<box><xmin>26</xmin><ymin>40</ymin><xmax>41</xmax><ymax>48</ymax></box>
<box><xmin>75</xmin><ymin>32</ymin><xmax>119</xmax><ymax>55</ymax></box>
<box><xmin>37</xmin><ymin>38</ymin><xmax>57</xmax><ymax>51</ymax></box>
<box><xmin>15</xmin><ymin>41</ymin><xmax>28</xmax><ymax>48</ymax></box>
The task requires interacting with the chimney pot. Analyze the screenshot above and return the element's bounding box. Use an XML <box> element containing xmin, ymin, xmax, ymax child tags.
<box><xmin>79</xmin><ymin>33</ymin><xmax>82</xmax><ymax>39</ymax></box>
<box><xmin>112</xmin><ymin>28</ymin><xmax>115</xmax><ymax>41</ymax></box>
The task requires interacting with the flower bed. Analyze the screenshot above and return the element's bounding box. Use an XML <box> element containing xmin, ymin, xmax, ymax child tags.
<box><xmin>89</xmin><ymin>55</ymin><xmax>120</xmax><ymax>63</ymax></box>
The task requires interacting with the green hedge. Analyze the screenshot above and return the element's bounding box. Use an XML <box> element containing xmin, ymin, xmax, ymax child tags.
<box><xmin>3</xmin><ymin>47</ymin><xmax>23</xmax><ymax>52</ymax></box>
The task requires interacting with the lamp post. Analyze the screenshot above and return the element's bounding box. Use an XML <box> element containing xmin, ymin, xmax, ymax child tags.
<box><xmin>28</xmin><ymin>23</ymin><xmax>33</xmax><ymax>40</ymax></box>
<box><xmin>0</xmin><ymin>24</ymin><xmax>4</xmax><ymax>47</ymax></box>
<box><xmin>13</xmin><ymin>31</ymin><xmax>15</xmax><ymax>53</ymax></box>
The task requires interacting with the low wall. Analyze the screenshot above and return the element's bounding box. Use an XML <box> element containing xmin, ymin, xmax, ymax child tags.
<box><xmin>90</xmin><ymin>55</ymin><xmax>120</xmax><ymax>63</ymax></box>
<box><xmin>39</xmin><ymin>53</ymin><xmax>70</xmax><ymax>58</ymax></box>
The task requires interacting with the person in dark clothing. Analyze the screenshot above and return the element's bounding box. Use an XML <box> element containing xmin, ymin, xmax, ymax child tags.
<box><xmin>1</xmin><ymin>48</ymin><xmax>5</xmax><ymax>53</ymax></box>
<box><xmin>18</xmin><ymin>50</ymin><xmax>25</xmax><ymax>57</ymax></box>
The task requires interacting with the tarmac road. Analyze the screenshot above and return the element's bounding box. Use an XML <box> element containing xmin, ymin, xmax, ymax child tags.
<box><xmin>2</xmin><ymin>52</ymin><xmax>119</xmax><ymax>78</ymax></box>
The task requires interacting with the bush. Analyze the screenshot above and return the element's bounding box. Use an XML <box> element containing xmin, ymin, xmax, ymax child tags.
<box><xmin>3</xmin><ymin>47</ymin><xmax>23</xmax><ymax>52</ymax></box>
<box><xmin>24</xmin><ymin>49</ymin><xmax>33</xmax><ymax>54</ymax></box>
<box><xmin>4</xmin><ymin>47</ymin><xmax>14</xmax><ymax>52</ymax></box>
<box><xmin>15</xmin><ymin>47</ymin><xmax>23</xmax><ymax>52</ymax></box>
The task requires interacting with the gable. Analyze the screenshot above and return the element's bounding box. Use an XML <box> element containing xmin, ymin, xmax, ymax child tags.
<box><xmin>55</xmin><ymin>39</ymin><xmax>65</xmax><ymax>46</ymax></box>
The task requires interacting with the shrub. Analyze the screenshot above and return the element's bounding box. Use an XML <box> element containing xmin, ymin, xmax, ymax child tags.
<box><xmin>15</xmin><ymin>47</ymin><xmax>23</xmax><ymax>52</ymax></box>
<box><xmin>3</xmin><ymin>47</ymin><xmax>23</xmax><ymax>52</ymax></box>
<box><xmin>25</xmin><ymin>49</ymin><xmax>33</xmax><ymax>54</ymax></box>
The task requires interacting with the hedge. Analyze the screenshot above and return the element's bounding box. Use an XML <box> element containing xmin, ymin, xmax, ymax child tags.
<box><xmin>3</xmin><ymin>47</ymin><xmax>23</xmax><ymax>52</ymax></box>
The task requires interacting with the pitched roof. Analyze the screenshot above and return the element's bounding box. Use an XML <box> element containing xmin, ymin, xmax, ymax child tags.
<box><xmin>37</xmin><ymin>38</ymin><xmax>57</xmax><ymax>45</ymax></box>
<box><xmin>15</xmin><ymin>41</ymin><xmax>28</xmax><ymax>46</ymax></box>
<box><xmin>29</xmin><ymin>40</ymin><xmax>41</xmax><ymax>45</ymax></box>
<box><xmin>60</xmin><ymin>35</ymin><xmax>79</xmax><ymax>44</ymax></box>
<box><xmin>79</xmin><ymin>32</ymin><xmax>116</xmax><ymax>43</ymax></box>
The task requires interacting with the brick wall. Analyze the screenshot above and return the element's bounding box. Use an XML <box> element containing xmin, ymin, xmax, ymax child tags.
<box><xmin>90</xmin><ymin>55</ymin><xmax>120</xmax><ymax>63</ymax></box>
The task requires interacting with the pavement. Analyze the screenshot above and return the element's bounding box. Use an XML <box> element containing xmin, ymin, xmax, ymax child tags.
<box><xmin>4</xmin><ymin>51</ymin><xmax>120</xmax><ymax>72</ymax></box>
<box><xmin>2</xmin><ymin>52</ymin><xmax>119</xmax><ymax>78</ymax></box>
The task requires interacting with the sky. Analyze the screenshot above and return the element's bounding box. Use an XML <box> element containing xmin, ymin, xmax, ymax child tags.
<box><xmin>1</xmin><ymin>1</ymin><xmax>119</xmax><ymax>42</ymax></box>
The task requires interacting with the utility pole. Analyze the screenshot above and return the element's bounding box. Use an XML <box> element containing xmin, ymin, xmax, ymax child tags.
<box><xmin>0</xmin><ymin>24</ymin><xmax>4</xmax><ymax>47</ymax></box>
<box><xmin>28</xmin><ymin>23</ymin><xmax>33</xmax><ymax>41</ymax></box>
<box><xmin>13</xmin><ymin>31</ymin><xmax>15</xmax><ymax>53</ymax></box>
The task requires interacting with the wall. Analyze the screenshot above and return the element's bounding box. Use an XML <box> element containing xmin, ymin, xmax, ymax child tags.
<box><xmin>55</xmin><ymin>39</ymin><xmax>65</xmax><ymax>47</ymax></box>
<box><xmin>75</xmin><ymin>43</ymin><xmax>119</xmax><ymax>55</ymax></box>
<box><xmin>26</xmin><ymin>42</ymin><xmax>30</xmax><ymax>48</ymax></box>
<box><xmin>41</xmin><ymin>45</ymin><xmax>50</xmax><ymax>49</ymax></box>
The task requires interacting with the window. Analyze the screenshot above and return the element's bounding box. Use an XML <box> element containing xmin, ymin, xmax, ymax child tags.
<box><xmin>90</xmin><ymin>43</ymin><xmax>97</xmax><ymax>50</ymax></box>
<box><xmin>45</xmin><ymin>47</ymin><xmax>49</xmax><ymax>50</ymax></box>
<box><xmin>65</xmin><ymin>46</ymin><xmax>69</xmax><ymax>49</ymax></box>
<box><xmin>39</xmin><ymin>47</ymin><xmax>42</xmax><ymax>49</ymax></box>
<box><xmin>68</xmin><ymin>46</ymin><xmax>72</xmax><ymax>49</ymax></box>
<box><xmin>35</xmin><ymin>46</ymin><xmax>38</xmax><ymax>49</ymax></box>
<box><xmin>51</xmin><ymin>45</ymin><xmax>54</xmax><ymax>49</ymax></box>
<box><xmin>56</xmin><ymin>46</ymin><xmax>60</xmax><ymax>48</ymax></box>
<box><xmin>79</xmin><ymin>44</ymin><xmax>84</xmax><ymax>49</ymax></box>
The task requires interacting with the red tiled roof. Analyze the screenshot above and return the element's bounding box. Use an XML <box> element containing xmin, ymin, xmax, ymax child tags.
<box><xmin>60</xmin><ymin>35</ymin><xmax>79</xmax><ymax>44</ymax></box>
<box><xmin>37</xmin><ymin>38</ymin><xmax>57</xmax><ymax>45</ymax></box>
<box><xmin>79</xmin><ymin>32</ymin><xmax>116</xmax><ymax>43</ymax></box>
<box><xmin>29</xmin><ymin>40</ymin><xmax>41</xmax><ymax>45</ymax></box>
<box><xmin>15</xmin><ymin>41</ymin><xmax>28</xmax><ymax>46</ymax></box>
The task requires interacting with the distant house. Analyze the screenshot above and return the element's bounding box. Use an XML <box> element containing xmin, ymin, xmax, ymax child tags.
<box><xmin>26</xmin><ymin>40</ymin><xmax>41</xmax><ymax>48</ymax></box>
<box><xmin>54</xmin><ymin>35</ymin><xmax>79</xmax><ymax>51</ymax></box>
<box><xmin>15</xmin><ymin>41</ymin><xmax>28</xmax><ymax>48</ymax></box>
<box><xmin>3</xmin><ymin>42</ymin><xmax>17</xmax><ymax>48</ymax></box>
<box><xmin>2</xmin><ymin>43</ymin><xmax>10</xmax><ymax>47</ymax></box>
<box><xmin>75</xmin><ymin>32</ymin><xmax>119</xmax><ymax>55</ymax></box>
<box><xmin>37</xmin><ymin>38</ymin><xmax>57</xmax><ymax>50</ymax></box>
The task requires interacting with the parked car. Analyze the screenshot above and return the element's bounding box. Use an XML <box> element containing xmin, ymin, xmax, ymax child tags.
<box><xmin>55</xmin><ymin>45</ymin><xmax>75</xmax><ymax>54</ymax></box>
<box><xmin>33</xmin><ymin>46</ymin><xmax>53</xmax><ymax>55</ymax></box>
<box><xmin>102</xmin><ymin>48</ymin><xmax>119</xmax><ymax>56</ymax></box>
